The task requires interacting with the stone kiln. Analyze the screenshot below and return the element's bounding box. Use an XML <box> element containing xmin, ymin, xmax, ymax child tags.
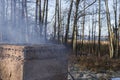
<box><xmin>0</xmin><ymin>44</ymin><xmax>68</xmax><ymax>80</ymax></box>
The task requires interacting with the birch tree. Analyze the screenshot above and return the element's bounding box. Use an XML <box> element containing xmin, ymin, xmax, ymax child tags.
<box><xmin>104</xmin><ymin>0</ymin><xmax>114</xmax><ymax>58</ymax></box>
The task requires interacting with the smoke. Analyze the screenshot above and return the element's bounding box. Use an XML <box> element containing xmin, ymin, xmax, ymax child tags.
<box><xmin>0</xmin><ymin>0</ymin><xmax>45</xmax><ymax>44</ymax></box>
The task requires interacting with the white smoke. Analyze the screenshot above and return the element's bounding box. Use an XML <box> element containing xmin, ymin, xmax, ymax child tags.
<box><xmin>0</xmin><ymin>0</ymin><xmax>45</xmax><ymax>44</ymax></box>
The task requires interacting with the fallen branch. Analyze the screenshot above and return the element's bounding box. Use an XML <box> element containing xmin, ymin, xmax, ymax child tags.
<box><xmin>68</xmin><ymin>71</ymin><xmax>75</xmax><ymax>80</ymax></box>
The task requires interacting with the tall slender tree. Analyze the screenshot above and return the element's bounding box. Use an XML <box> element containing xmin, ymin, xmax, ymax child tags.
<box><xmin>65</xmin><ymin>0</ymin><xmax>73</xmax><ymax>44</ymax></box>
<box><xmin>113</xmin><ymin>0</ymin><xmax>119</xmax><ymax>58</ymax></box>
<box><xmin>38</xmin><ymin>0</ymin><xmax>42</xmax><ymax>36</ymax></box>
<box><xmin>72</xmin><ymin>0</ymin><xmax>80</xmax><ymax>55</ymax></box>
<box><xmin>104</xmin><ymin>0</ymin><xmax>114</xmax><ymax>58</ymax></box>
<box><xmin>44</xmin><ymin>0</ymin><xmax>48</xmax><ymax>40</ymax></box>
<box><xmin>81</xmin><ymin>0</ymin><xmax>86</xmax><ymax>52</ymax></box>
<box><xmin>98</xmin><ymin>0</ymin><xmax>101</xmax><ymax>57</ymax></box>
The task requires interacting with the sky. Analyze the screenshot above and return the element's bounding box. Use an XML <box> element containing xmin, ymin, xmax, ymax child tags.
<box><xmin>46</xmin><ymin>0</ymin><xmax>120</xmax><ymax>36</ymax></box>
<box><xmin>23</xmin><ymin>0</ymin><xmax>120</xmax><ymax>36</ymax></box>
<box><xmin>0</xmin><ymin>0</ymin><xmax>118</xmax><ymax>43</ymax></box>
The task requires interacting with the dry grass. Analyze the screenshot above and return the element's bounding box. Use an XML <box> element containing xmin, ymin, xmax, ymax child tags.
<box><xmin>67</xmin><ymin>39</ymin><xmax>120</xmax><ymax>56</ymax></box>
<box><xmin>68</xmin><ymin>39</ymin><xmax>120</xmax><ymax>45</ymax></box>
<box><xmin>68</xmin><ymin>40</ymin><xmax>120</xmax><ymax>72</ymax></box>
<box><xmin>69</xmin><ymin>55</ymin><xmax>120</xmax><ymax>72</ymax></box>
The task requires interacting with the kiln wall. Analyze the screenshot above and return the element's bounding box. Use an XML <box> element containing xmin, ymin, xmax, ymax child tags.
<box><xmin>0</xmin><ymin>44</ymin><xmax>68</xmax><ymax>80</ymax></box>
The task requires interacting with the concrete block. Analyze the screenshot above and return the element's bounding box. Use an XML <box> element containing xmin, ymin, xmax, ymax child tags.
<box><xmin>0</xmin><ymin>44</ymin><xmax>68</xmax><ymax>80</ymax></box>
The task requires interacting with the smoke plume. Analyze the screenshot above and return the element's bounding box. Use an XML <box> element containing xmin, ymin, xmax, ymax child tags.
<box><xmin>0</xmin><ymin>0</ymin><xmax>44</xmax><ymax>44</ymax></box>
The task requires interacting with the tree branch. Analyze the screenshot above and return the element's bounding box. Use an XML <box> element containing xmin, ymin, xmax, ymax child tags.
<box><xmin>77</xmin><ymin>0</ymin><xmax>97</xmax><ymax>19</ymax></box>
<box><xmin>68</xmin><ymin>72</ymin><xmax>75</xmax><ymax>80</ymax></box>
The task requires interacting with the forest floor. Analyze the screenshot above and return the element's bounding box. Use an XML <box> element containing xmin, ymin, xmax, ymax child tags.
<box><xmin>68</xmin><ymin>55</ymin><xmax>120</xmax><ymax>80</ymax></box>
<box><xmin>67</xmin><ymin>41</ymin><xmax>120</xmax><ymax>80</ymax></box>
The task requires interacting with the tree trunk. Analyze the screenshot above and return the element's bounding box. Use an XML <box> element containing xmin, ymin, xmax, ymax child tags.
<box><xmin>81</xmin><ymin>0</ymin><xmax>86</xmax><ymax>52</ymax></box>
<box><xmin>57</xmin><ymin>0</ymin><xmax>60</xmax><ymax>42</ymax></box>
<box><xmin>104</xmin><ymin>0</ymin><xmax>114</xmax><ymax>58</ymax></box>
<box><xmin>38</xmin><ymin>0</ymin><xmax>42</xmax><ymax>36</ymax></box>
<box><xmin>118</xmin><ymin>14</ymin><xmax>120</xmax><ymax>58</ymax></box>
<box><xmin>53</xmin><ymin>0</ymin><xmax>57</xmax><ymax>40</ymax></box>
<box><xmin>44</xmin><ymin>0</ymin><xmax>48</xmax><ymax>40</ymax></box>
<box><xmin>98</xmin><ymin>0</ymin><xmax>101</xmax><ymax>57</ymax></box>
<box><xmin>72</xmin><ymin>0</ymin><xmax>80</xmax><ymax>56</ymax></box>
<box><xmin>113</xmin><ymin>0</ymin><xmax>118</xmax><ymax>58</ymax></box>
<box><xmin>41</xmin><ymin>0</ymin><xmax>46</xmax><ymax>36</ymax></box>
<box><xmin>65</xmin><ymin>0</ymin><xmax>73</xmax><ymax>44</ymax></box>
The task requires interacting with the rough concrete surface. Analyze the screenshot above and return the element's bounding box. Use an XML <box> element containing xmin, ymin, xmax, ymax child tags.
<box><xmin>0</xmin><ymin>44</ymin><xmax>68</xmax><ymax>80</ymax></box>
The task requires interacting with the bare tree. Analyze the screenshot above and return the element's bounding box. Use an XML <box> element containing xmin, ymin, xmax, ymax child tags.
<box><xmin>65</xmin><ymin>0</ymin><xmax>73</xmax><ymax>44</ymax></box>
<box><xmin>22</xmin><ymin>0</ymin><xmax>28</xmax><ymax>42</ymax></box>
<box><xmin>53</xmin><ymin>0</ymin><xmax>57</xmax><ymax>40</ymax></box>
<box><xmin>44</xmin><ymin>0</ymin><xmax>48</xmax><ymax>40</ymax></box>
<box><xmin>104</xmin><ymin>0</ymin><xmax>114</xmax><ymax>58</ymax></box>
<box><xmin>41</xmin><ymin>0</ymin><xmax>46</xmax><ymax>36</ymax></box>
<box><xmin>92</xmin><ymin>15</ymin><xmax>94</xmax><ymax>43</ymax></box>
<box><xmin>81</xmin><ymin>0</ymin><xmax>86</xmax><ymax>51</ymax></box>
<box><xmin>57</xmin><ymin>0</ymin><xmax>60</xmax><ymax>42</ymax></box>
<box><xmin>0</xmin><ymin>0</ymin><xmax>5</xmax><ymax>41</ymax></box>
<box><xmin>98</xmin><ymin>0</ymin><xmax>101</xmax><ymax>57</ymax></box>
<box><xmin>38</xmin><ymin>0</ymin><xmax>42</xmax><ymax>36</ymax></box>
<box><xmin>72</xmin><ymin>0</ymin><xmax>80</xmax><ymax>55</ymax></box>
<box><xmin>118</xmin><ymin>0</ymin><xmax>120</xmax><ymax>58</ymax></box>
<box><xmin>113</xmin><ymin>0</ymin><xmax>119</xmax><ymax>58</ymax></box>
